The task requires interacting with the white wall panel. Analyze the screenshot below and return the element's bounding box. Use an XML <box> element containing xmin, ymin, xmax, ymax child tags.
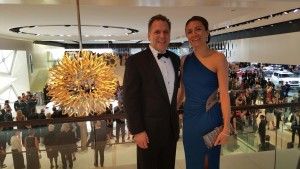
<box><xmin>30</xmin><ymin>44</ymin><xmax>64</xmax><ymax>92</ymax></box>
<box><xmin>227</xmin><ymin>32</ymin><xmax>300</xmax><ymax>65</ymax></box>
<box><xmin>0</xmin><ymin>50</ymin><xmax>29</xmax><ymax>104</ymax></box>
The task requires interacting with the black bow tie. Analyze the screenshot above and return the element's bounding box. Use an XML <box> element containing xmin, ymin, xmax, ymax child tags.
<box><xmin>157</xmin><ymin>53</ymin><xmax>169</xmax><ymax>59</ymax></box>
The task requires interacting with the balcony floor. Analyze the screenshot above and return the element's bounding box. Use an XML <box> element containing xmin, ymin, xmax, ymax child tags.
<box><xmin>2</xmin><ymin>136</ymin><xmax>299</xmax><ymax>169</ymax></box>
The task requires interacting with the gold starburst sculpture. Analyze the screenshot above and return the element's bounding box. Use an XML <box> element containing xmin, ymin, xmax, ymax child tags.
<box><xmin>47</xmin><ymin>51</ymin><xmax>117</xmax><ymax>116</ymax></box>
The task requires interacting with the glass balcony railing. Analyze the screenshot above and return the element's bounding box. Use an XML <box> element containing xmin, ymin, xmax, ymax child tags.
<box><xmin>0</xmin><ymin>98</ymin><xmax>299</xmax><ymax>169</ymax></box>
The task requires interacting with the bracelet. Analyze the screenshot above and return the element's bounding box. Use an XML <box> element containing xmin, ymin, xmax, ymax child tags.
<box><xmin>221</xmin><ymin>132</ymin><xmax>230</xmax><ymax>137</ymax></box>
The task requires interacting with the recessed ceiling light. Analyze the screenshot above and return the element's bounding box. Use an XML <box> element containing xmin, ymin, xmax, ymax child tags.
<box><xmin>94</xmin><ymin>40</ymin><xmax>107</xmax><ymax>41</ymax></box>
<box><xmin>9</xmin><ymin>25</ymin><xmax>139</xmax><ymax>37</ymax></box>
<box><xmin>51</xmin><ymin>40</ymin><xmax>64</xmax><ymax>42</ymax></box>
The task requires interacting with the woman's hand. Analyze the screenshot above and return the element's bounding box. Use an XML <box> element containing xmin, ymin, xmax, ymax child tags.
<box><xmin>214</xmin><ymin>131</ymin><xmax>230</xmax><ymax>146</ymax></box>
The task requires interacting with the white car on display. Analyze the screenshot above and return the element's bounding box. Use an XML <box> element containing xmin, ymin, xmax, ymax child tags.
<box><xmin>270</xmin><ymin>70</ymin><xmax>300</xmax><ymax>87</ymax></box>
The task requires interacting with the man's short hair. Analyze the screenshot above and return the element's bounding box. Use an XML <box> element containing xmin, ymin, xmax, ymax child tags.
<box><xmin>148</xmin><ymin>14</ymin><xmax>171</xmax><ymax>32</ymax></box>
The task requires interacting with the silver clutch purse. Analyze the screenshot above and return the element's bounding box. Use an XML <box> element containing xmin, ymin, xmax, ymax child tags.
<box><xmin>203</xmin><ymin>125</ymin><xmax>223</xmax><ymax>149</ymax></box>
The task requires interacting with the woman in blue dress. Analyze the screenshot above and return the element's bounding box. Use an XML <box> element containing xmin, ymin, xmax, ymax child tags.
<box><xmin>177</xmin><ymin>16</ymin><xmax>231</xmax><ymax>169</ymax></box>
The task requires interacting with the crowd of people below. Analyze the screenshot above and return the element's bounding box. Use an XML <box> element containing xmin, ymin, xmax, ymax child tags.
<box><xmin>227</xmin><ymin>68</ymin><xmax>300</xmax><ymax>150</ymax></box>
<box><xmin>0</xmin><ymin>87</ymin><xmax>128</xmax><ymax>169</ymax></box>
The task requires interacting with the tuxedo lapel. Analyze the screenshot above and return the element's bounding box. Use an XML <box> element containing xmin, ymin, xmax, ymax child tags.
<box><xmin>145</xmin><ymin>48</ymin><xmax>170</xmax><ymax>103</ymax></box>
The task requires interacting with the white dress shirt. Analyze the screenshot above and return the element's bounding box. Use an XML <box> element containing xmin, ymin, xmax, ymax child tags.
<box><xmin>149</xmin><ymin>45</ymin><xmax>175</xmax><ymax>103</ymax></box>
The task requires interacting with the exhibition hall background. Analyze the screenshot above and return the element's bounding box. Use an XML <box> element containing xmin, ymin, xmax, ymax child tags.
<box><xmin>0</xmin><ymin>29</ymin><xmax>299</xmax><ymax>104</ymax></box>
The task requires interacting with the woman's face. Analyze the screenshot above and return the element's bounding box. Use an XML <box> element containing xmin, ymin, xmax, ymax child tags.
<box><xmin>185</xmin><ymin>20</ymin><xmax>209</xmax><ymax>48</ymax></box>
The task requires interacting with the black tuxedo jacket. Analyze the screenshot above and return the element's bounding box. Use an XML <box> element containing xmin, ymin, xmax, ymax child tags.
<box><xmin>14</xmin><ymin>100</ymin><xmax>26</xmax><ymax>111</ymax></box>
<box><xmin>123</xmin><ymin>47</ymin><xmax>180</xmax><ymax>146</ymax></box>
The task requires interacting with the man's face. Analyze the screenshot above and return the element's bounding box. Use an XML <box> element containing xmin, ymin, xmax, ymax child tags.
<box><xmin>148</xmin><ymin>20</ymin><xmax>170</xmax><ymax>53</ymax></box>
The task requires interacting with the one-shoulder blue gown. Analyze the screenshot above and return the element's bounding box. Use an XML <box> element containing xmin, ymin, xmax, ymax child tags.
<box><xmin>183</xmin><ymin>53</ymin><xmax>223</xmax><ymax>169</ymax></box>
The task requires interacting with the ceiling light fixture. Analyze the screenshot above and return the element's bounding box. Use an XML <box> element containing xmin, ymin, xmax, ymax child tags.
<box><xmin>210</xmin><ymin>7</ymin><xmax>299</xmax><ymax>33</ymax></box>
<box><xmin>9</xmin><ymin>25</ymin><xmax>139</xmax><ymax>37</ymax></box>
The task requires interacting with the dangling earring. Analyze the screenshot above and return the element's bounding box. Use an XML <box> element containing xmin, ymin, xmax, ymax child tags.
<box><xmin>189</xmin><ymin>42</ymin><xmax>193</xmax><ymax>52</ymax></box>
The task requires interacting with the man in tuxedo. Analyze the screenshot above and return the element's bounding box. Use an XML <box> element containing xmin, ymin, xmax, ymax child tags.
<box><xmin>14</xmin><ymin>96</ymin><xmax>27</xmax><ymax>119</ymax></box>
<box><xmin>13</xmin><ymin>96</ymin><xmax>22</xmax><ymax>111</ymax></box>
<box><xmin>123</xmin><ymin>14</ymin><xmax>180</xmax><ymax>169</ymax></box>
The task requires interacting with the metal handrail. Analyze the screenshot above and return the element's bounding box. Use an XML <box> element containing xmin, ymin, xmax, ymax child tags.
<box><xmin>0</xmin><ymin>102</ymin><xmax>299</xmax><ymax>128</ymax></box>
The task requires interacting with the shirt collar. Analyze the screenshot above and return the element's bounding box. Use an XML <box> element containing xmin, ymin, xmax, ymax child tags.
<box><xmin>149</xmin><ymin>45</ymin><xmax>166</xmax><ymax>59</ymax></box>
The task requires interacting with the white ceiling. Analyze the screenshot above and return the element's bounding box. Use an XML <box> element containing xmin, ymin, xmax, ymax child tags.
<box><xmin>0</xmin><ymin>0</ymin><xmax>299</xmax><ymax>45</ymax></box>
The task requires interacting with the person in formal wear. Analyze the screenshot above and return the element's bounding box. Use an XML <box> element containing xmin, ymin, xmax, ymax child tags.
<box><xmin>14</xmin><ymin>97</ymin><xmax>27</xmax><ymax>118</ymax></box>
<box><xmin>114</xmin><ymin>101</ymin><xmax>126</xmax><ymax>143</ymax></box>
<box><xmin>56</xmin><ymin>123</ymin><xmax>76</xmax><ymax>169</ymax></box>
<box><xmin>91</xmin><ymin>120</ymin><xmax>107</xmax><ymax>168</ymax></box>
<box><xmin>123</xmin><ymin>14</ymin><xmax>180</xmax><ymax>169</ymax></box>
<box><xmin>258</xmin><ymin>115</ymin><xmax>267</xmax><ymax>149</ymax></box>
<box><xmin>284</xmin><ymin>82</ymin><xmax>290</xmax><ymax>97</ymax></box>
<box><xmin>2</xmin><ymin>105</ymin><xmax>13</xmax><ymax>146</ymax></box>
<box><xmin>38</xmin><ymin>108</ymin><xmax>47</xmax><ymax>139</ymax></box>
<box><xmin>10</xmin><ymin>130</ymin><xmax>25</xmax><ymax>169</ymax></box>
<box><xmin>44</xmin><ymin>124</ymin><xmax>59</xmax><ymax>168</ymax></box>
<box><xmin>3</xmin><ymin>100</ymin><xmax>12</xmax><ymax>115</ymax></box>
<box><xmin>14</xmin><ymin>97</ymin><xmax>22</xmax><ymax>111</ymax></box>
<box><xmin>26</xmin><ymin>94</ymin><xmax>38</xmax><ymax>116</ymax></box>
<box><xmin>24</xmin><ymin>129</ymin><xmax>40</xmax><ymax>169</ymax></box>
<box><xmin>177</xmin><ymin>16</ymin><xmax>231</xmax><ymax>169</ymax></box>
